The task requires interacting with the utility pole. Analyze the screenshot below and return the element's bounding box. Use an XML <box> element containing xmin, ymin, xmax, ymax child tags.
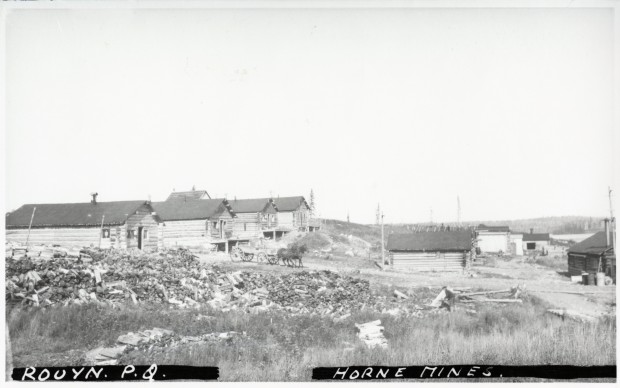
<box><xmin>98</xmin><ymin>215</ymin><xmax>106</xmax><ymax>248</ymax></box>
<box><xmin>25</xmin><ymin>207</ymin><xmax>36</xmax><ymax>248</ymax></box>
<box><xmin>381</xmin><ymin>210</ymin><xmax>385</xmax><ymax>270</ymax></box>
<box><xmin>430</xmin><ymin>207</ymin><xmax>433</xmax><ymax>225</ymax></box>
<box><xmin>609</xmin><ymin>187</ymin><xmax>616</xmax><ymax>252</ymax></box>
<box><xmin>457</xmin><ymin>196</ymin><xmax>461</xmax><ymax>227</ymax></box>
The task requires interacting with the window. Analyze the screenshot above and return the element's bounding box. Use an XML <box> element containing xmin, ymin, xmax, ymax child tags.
<box><xmin>128</xmin><ymin>230</ymin><xmax>136</xmax><ymax>239</ymax></box>
<box><xmin>244</xmin><ymin>223</ymin><xmax>247</xmax><ymax>231</ymax></box>
<box><xmin>102</xmin><ymin>229</ymin><xmax>110</xmax><ymax>238</ymax></box>
<box><xmin>526</xmin><ymin>242</ymin><xmax>536</xmax><ymax>250</ymax></box>
<box><xmin>270</xmin><ymin>214</ymin><xmax>276</xmax><ymax>222</ymax></box>
<box><xmin>213</xmin><ymin>221</ymin><xmax>219</xmax><ymax>230</ymax></box>
<box><xmin>143</xmin><ymin>230</ymin><xmax>149</xmax><ymax>240</ymax></box>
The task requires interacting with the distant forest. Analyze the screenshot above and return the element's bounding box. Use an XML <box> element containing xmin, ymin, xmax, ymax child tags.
<box><xmin>394</xmin><ymin>216</ymin><xmax>608</xmax><ymax>234</ymax></box>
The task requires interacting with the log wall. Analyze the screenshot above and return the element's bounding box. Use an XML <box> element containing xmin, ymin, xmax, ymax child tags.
<box><xmin>390</xmin><ymin>251</ymin><xmax>466</xmax><ymax>272</ymax></box>
<box><xmin>125</xmin><ymin>206</ymin><xmax>159</xmax><ymax>250</ymax></box>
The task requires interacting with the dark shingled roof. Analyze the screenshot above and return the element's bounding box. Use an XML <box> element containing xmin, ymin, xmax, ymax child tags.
<box><xmin>152</xmin><ymin>199</ymin><xmax>232</xmax><ymax>222</ymax></box>
<box><xmin>6</xmin><ymin>201</ymin><xmax>150</xmax><ymax>228</ymax></box>
<box><xmin>387</xmin><ymin>231</ymin><xmax>473</xmax><ymax>252</ymax></box>
<box><xmin>272</xmin><ymin>196</ymin><xmax>309</xmax><ymax>212</ymax></box>
<box><xmin>228</xmin><ymin>198</ymin><xmax>274</xmax><ymax>213</ymax></box>
<box><xmin>166</xmin><ymin>190</ymin><xmax>210</xmax><ymax>201</ymax></box>
<box><xmin>569</xmin><ymin>231</ymin><xmax>614</xmax><ymax>255</ymax></box>
<box><xmin>522</xmin><ymin>233</ymin><xmax>550</xmax><ymax>242</ymax></box>
<box><xmin>476</xmin><ymin>224</ymin><xmax>510</xmax><ymax>233</ymax></box>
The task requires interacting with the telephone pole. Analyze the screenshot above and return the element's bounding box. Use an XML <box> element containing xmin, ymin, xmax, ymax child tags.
<box><xmin>609</xmin><ymin>187</ymin><xmax>616</xmax><ymax>252</ymax></box>
<box><xmin>381</xmin><ymin>210</ymin><xmax>385</xmax><ymax>270</ymax></box>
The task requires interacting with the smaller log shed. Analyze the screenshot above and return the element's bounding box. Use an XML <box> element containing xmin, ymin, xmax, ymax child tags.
<box><xmin>271</xmin><ymin>196</ymin><xmax>312</xmax><ymax>232</ymax></box>
<box><xmin>567</xmin><ymin>230</ymin><xmax>615</xmax><ymax>283</ymax></box>
<box><xmin>151</xmin><ymin>198</ymin><xmax>235</xmax><ymax>251</ymax></box>
<box><xmin>5</xmin><ymin>199</ymin><xmax>160</xmax><ymax>250</ymax></box>
<box><xmin>387</xmin><ymin>230</ymin><xmax>473</xmax><ymax>272</ymax></box>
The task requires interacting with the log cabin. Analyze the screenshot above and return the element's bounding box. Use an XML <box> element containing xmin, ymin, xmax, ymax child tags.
<box><xmin>567</xmin><ymin>223</ymin><xmax>615</xmax><ymax>283</ymax></box>
<box><xmin>271</xmin><ymin>196</ymin><xmax>311</xmax><ymax>232</ymax></box>
<box><xmin>151</xmin><ymin>198</ymin><xmax>235</xmax><ymax>251</ymax></box>
<box><xmin>387</xmin><ymin>230</ymin><xmax>473</xmax><ymax>272</ymax></box>
<box><xmin>5</xmin><ymin>195</ymin><xmax>160</xmax><ymax>250</ymax></box>
<box><xmin>227</xmin><ymin>198</ymin><xmax>283</xmax><ymax>242</ymax></box>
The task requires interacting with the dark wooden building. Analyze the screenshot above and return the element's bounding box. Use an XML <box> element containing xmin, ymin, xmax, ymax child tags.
<box><xmin>567</xmin><ymin>230</ymin><xmax>615</xmax><ymax>283</ymax></box>
<box><xmin>387</xmin><ymin>230</ymin><xmax>473</xmax><ymax>272</ymax></box>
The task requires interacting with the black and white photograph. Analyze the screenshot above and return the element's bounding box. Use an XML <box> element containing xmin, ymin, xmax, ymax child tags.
<box><xmin>2</xmin><ymin>0</ymin><xmax>618</xmax><ymax>383</ymax></box>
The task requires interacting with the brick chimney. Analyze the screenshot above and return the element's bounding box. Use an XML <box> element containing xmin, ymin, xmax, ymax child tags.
<box><xmin>530</xmin><ymin>228</ymin><xmax>533</xmax><ymax>234</ymax></box>
<box><xmin>90</xmin><ymin>192</ymin><xmax>98</xmax><ymax>204</ymax></box>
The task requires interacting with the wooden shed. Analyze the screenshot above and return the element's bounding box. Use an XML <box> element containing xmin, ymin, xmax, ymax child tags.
<box><xmin>271</xmin><ymin>196</ymin><xmax>311</xmax><ymax>232</ymax></box>
<box><xmin>387</xmin><ymin>230</ymin><xmax>473</xmax><ymax>272</ymax></box>
<box><xmin>151</xmin><ymin>198</ymin><xmax>235</xmax><ymax>251</ymax></box>
<box><xmin>567</xmin><ymin>231</ymin><xmax>615</xmax><ymax>283</ymax></box>
<box><xmin>6</xmin><ymin>199</ymin><xmax>160</xmax><ymax>250</ymax></box>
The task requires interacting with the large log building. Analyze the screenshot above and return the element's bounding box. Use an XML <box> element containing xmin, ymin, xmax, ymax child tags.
<box><xmin>6</xmin><ymin>196</ymin><xmax>160</xmax><ymax>250</ymax></box>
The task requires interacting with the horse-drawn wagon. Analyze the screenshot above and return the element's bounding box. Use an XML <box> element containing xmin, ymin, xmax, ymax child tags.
<box><xmin>230</xmin><ymin>239</ymin><xmax>279</xmax><ymax>264</ymax></box>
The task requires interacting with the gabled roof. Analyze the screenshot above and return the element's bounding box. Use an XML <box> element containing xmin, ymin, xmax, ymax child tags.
<box><xmin>523</xmin><ymin>233</ymin><xmax>550</xmax><ymax>242</ymax></box>
<box><xmin>166</xmin><ymin>190</ymin><xmax>210</xmax><ymax>201</ymax></box>
<box><xmin>387</xmin><ymin>231</ymin><xmax>472</xmax><ymax>252</ymax></box>
<box><xmin>6</xmin><ymin>201</ymin><xmax>152</xmax><ymax>228</ymax></box>
<box><xmin>228</xmin><ymin>198</ymin><xmax>274</xmax><ymax>213</ymax></box>
<box><xmin>152</xmin><ymin>198</ymin><xmax>234</xmax><ymax>222</ymax></box>
<box><xmin>476</xmin><ymin>224</ymin><xmax>510</xmax><ymax>233</ymax></box>
<box><xmin>568</xmin><ymin>231</ymin><xmax>614</xmax><ymax>255</ymax></box>
<box><xmin>271</xmin><ymin>196</ymin><xmax>310</xmax><ymax>212</ymax></box>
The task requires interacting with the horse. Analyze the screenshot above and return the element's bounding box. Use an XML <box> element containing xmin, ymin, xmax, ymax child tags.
<box><xmin>277</xmin><ymin>243</ymin><xmax>308</xmax><ymax>268</ymax></box>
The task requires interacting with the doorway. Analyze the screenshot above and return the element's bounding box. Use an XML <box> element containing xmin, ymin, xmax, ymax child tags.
<box><xmin>138</xmin><ymin>226</ymin><xmax>144</xmax><ymax>250</ymax></box>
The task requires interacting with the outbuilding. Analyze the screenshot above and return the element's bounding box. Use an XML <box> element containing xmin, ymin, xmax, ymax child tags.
<box><xmin>567</xmin><ymin>229</ymin><xmax>615</xmax><ymax>283</ymax></box>
<box><xmin>5</xmin><ymin>195</ymin><xmax>160</xmax><ymax>250</ymax></box>
<box><xmin>387</xmin><ymin>230</ymin><xmax>473</xmax><ymax>272</ymax></box>
<box><xmin>475</xmin><ymin>224</ymin><xmax>511</xmax><ymax>254</ymax></box>
<box><xmin>522</xmin><ymin>229</ymin><xmax>551</xmax><ymax>252</ymax></box>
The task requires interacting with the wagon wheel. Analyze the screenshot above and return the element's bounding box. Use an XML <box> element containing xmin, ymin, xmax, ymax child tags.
<box><xmin>267</xmin><ymin>254</ymin><xmax>279</xmax><ymax>265</ymax></box>
<box><xmin>256</xmin><ymin>252</ymin><xmax>267</xmax><ymax>263</ymax></box>
<box><xmin>230</xmin><ymin>247</ymin><xmax>242</xmax><ymax>261</ymax></box>
<box><xmin>241</xmin><ymin>252</ymin><xmax>254</xmax><ymax>262</ymax></box>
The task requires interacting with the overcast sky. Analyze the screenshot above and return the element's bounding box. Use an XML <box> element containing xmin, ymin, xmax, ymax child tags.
<box><xmin>4</xmin><ymin>6</ymin><xmax>616</xmax><ymax>224</ymax></box>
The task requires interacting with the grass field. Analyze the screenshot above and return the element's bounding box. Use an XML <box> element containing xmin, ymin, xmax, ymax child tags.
<box><xmin>7</xmin><ymin>293</ymin><xmax>616</xmax><ymax>381</ymax></box>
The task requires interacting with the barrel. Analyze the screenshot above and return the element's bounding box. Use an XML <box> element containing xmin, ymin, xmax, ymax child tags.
<box><xmin>588</xmin><ymin>273</ymin><xmax>596</xmax><ymax>286</ymax></box>
<box><xmin>596</xmin><ymin>272</ymin><xmax>606</xmax><ymax>287</ymax></box>
<box><xmin>582</xmin><ymin>273</ymin><xmax>589</xmax><ymax>285</ymax></box>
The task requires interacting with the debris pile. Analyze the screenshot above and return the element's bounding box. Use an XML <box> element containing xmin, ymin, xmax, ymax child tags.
<box><xmin>355</xmin><ymin>320</ymin><xmax>388</xmax><ymax>349</ymax></box>
<box><xmin>85</xmin><ymin>327</ymin><xmax>245</xmax><ymax>366</ymax></box>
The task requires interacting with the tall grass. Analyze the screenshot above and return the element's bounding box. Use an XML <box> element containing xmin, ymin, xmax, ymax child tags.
<box><xmin>7</xmin><ymin>296</ymin><xmax>615</xmax><ymax>381</ymax></box>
